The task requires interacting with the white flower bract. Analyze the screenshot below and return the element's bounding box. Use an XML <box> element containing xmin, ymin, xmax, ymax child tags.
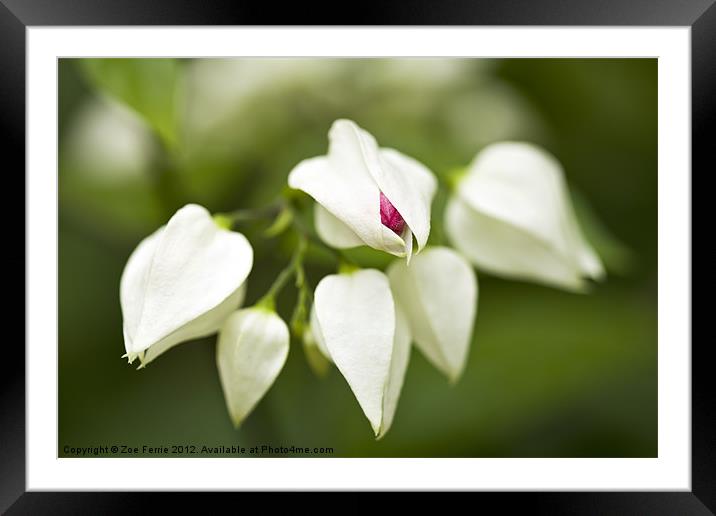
<box><xmin>312</xmin><ymin>269</ymin><xmax>411</xmax><ymax>438</ymax></box>
<box><xmin>388</xmin><ymin>246</ymin><xmax>478</xmax><ymax>382</ymax></box>
<box><xmin>119</xmin><ymin>203</ymin><xmax>253</xmax><ymax>365</ymax></box>
<box><xmin>446</xmin><ymin>142</ymin><xmax>604</xmax><ymax>292</ymax></box>
<box><xmin>216</xmin><ymin>307</ymin><xmax>290</xmax><ymax>427</ymax></box>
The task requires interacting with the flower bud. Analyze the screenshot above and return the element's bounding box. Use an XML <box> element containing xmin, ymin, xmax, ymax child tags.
<box><xmin>380</xmin><ymin>192</ymin><xmax>406</xmax><ymax>235</ymax></box>
<box><xmin>216</xmin><ymin>307</ymin><xmax>290</xmax><ymax>427</ymax></box>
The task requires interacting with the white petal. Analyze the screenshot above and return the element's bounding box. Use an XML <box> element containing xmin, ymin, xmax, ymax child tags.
<box><xmin>120</xmin><ymin>225</ymin><xmax>163</xmax><ymax>356</ymax></box>
<box><xmin>141</xmin><ymin>283</ymin><xmax>246</xmax><ymax>365</ymax></box>
<box><xmin>388</xmin><ymin>247</ymin><xmax>477</xmax><ymax>382</ymax></box>
<box><xmin>377</xmin><ymin>303</ymin><xmax>411</xmax><ymax>439</ymax></box>
<box><xmin>314</xmin><ymin>204</ymin><xmax>364</xmax><ymax>249</ymax></box>
<box><xmin>313</xmin><ymin>204</ymin><xmax>411</xmax><ymax>260</ymax></box>
<box><xmin>120</xmin><ymin>204</ymin><xmax>253</xmax><ymax>361</ymax></box>
<box><xmin>450</xmin><ymin>142</ymin><xmax>603</xmax><ymax>291</ymax></box>
<box><xmin>377</xmin><ymin>148</ymin><xmax>437</xmax><ymax>251</ymax></box>
<box><xmin>402</xmin><ymin>226</ymin><xmax>414</xmax><ymax>264</ymax></box>
<box><xmin>216</xmin><ymin>308</ymin><xmax>289</xmax><ymax>427</ymax></box>
<box><xmin>314</xmin><ymin>269</ymin><xmax>395</xmax><ymax>435</ymax></box>
<box><xmin>447</xmin><ymin>196</ymin><xmax>588</xmax><ymax>291</ymax></box>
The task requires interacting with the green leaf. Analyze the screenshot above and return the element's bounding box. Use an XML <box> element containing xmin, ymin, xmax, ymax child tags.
<box><xmin>79</xmin><ymin>58</ymin><xmax>182</xmax><ymax>148</ymax></box>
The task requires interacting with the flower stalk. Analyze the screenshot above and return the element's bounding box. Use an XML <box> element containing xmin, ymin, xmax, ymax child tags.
<box><xmin>256</xmin><ymin>235</ymin><xmax>308</xmax><ymax>311</ymax></box>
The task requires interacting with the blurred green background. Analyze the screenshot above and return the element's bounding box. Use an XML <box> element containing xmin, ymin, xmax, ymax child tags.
<box><xmin>58</xmin><ymin>58</ymin><xmax>657</xmax><ymax>457</ymax></box>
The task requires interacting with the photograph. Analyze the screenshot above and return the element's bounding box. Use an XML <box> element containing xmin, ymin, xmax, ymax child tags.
<box><xmin>57</xmin><ymin>57</ymin><xmax>658</xmax><ymax>459</ymax></box>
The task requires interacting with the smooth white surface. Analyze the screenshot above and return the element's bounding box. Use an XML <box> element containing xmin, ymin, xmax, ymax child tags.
<box><xmin>446</xmin><ymin>142</ymin><xmax>604</xmax><ymax>291</ymax></box>
<box><xmin>216</xmin><ymin>308</ymin><xmax>290</xmax><ymax>427</ymax></box>
<box><xmin>27</xmin><ymin>27</ymin><xmax>690</xmax><ymax>490</ymax></box>
<box><xmin>120</xmin><ymin>204</ymin><xmax>253</xmax><ymax>361</ymax></box>
<box><xmin>387</xmin><ymin>246</ymin><xmax>478</xmax><ymax>382</ymax></box>
<box><xmin>314</xmin><ymin>270</ymin><xmax>396</xmax><ymax>436</ymax></box>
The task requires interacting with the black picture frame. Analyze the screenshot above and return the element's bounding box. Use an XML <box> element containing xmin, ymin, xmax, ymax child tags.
<box><xmin>3</xmin><ymin>0</ymin><xmax>710</xmax><ymax>512</ymax></box>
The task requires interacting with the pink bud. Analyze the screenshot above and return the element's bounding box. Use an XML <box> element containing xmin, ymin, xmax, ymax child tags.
<box><xmin>380</xmin><ymin>192</ymin><xmax>406</xmax><ymax>235</ymax></box>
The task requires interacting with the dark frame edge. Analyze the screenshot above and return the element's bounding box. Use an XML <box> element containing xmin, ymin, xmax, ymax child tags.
<box><xmin>0</xmin><ymin>0</ymin><xmax>26</xmax><ymax>514</ymax></box>
<box><xmin>2</xmin><ymin>0</ymin><xmax>711</xmax><ymax>513</ymax></box>
<box><xmin>1</xmin><ymin>0</ymin><xmax>716</xmax><ymax>25</ymax></box>
<box><xmin>691</xmin><ymin>1</ymin><xmax>716</xmax><ymax>513</ymax></box>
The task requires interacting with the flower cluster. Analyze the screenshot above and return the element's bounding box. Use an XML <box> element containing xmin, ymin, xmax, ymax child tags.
<box><xmin>120</xmin><ymin>119</ymin><xmax>604</xmax><ymax>436</ymax></box>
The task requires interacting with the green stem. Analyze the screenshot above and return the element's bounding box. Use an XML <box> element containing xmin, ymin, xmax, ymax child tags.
<box><xmin>289</xmin><ymin>261</ymin><xmax>312</xmax><ymax>338</ymax></box>
<box><xmin>338</xmin><ymin>260</ymin><xmax>360</xmax><ymax>274</ymax></box>
<box><xmin>217</xmin><ymin>201</ymin><xmax>285</xmax><ymax>227</ymax></box>
<box><xmin>256</xmin><ymin>235</ymin><xmax>308</xmax><ymax>310</ymax></box>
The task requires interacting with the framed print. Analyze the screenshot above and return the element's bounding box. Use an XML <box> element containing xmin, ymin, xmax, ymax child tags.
<box><xmin>3</xmin><ymin>0</ymin><xmax>711</xmax><ymax>511</ymax></box>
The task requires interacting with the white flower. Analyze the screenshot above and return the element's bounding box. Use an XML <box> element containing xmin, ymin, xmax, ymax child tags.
<box><xmin>445</xmin><ymin>142</ymin><xmax>604</xmax><ymax>292</ymax></box>
<box><xmin>288</xmin><ymin>119</ymin><xmax>437</xmax><ymax>260</ymax></box>
<box><xmin>312</xmin><ymin>269</ymin><xmax>411</xmax><ymax>438</ymax></box>
<box><xmin>387</xmin><ymin>246</ymin><xmax>478</xmax><ymax>382</ymax></box>
<box><xmin>120</xmin><ymin>204</ymin><xmax>253</xmax><ymax>366</ymax></box>
<box><xmin>216</xmin><ymin>307</ymin><xmax>290</xmax><ymax>427</ymax></box>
